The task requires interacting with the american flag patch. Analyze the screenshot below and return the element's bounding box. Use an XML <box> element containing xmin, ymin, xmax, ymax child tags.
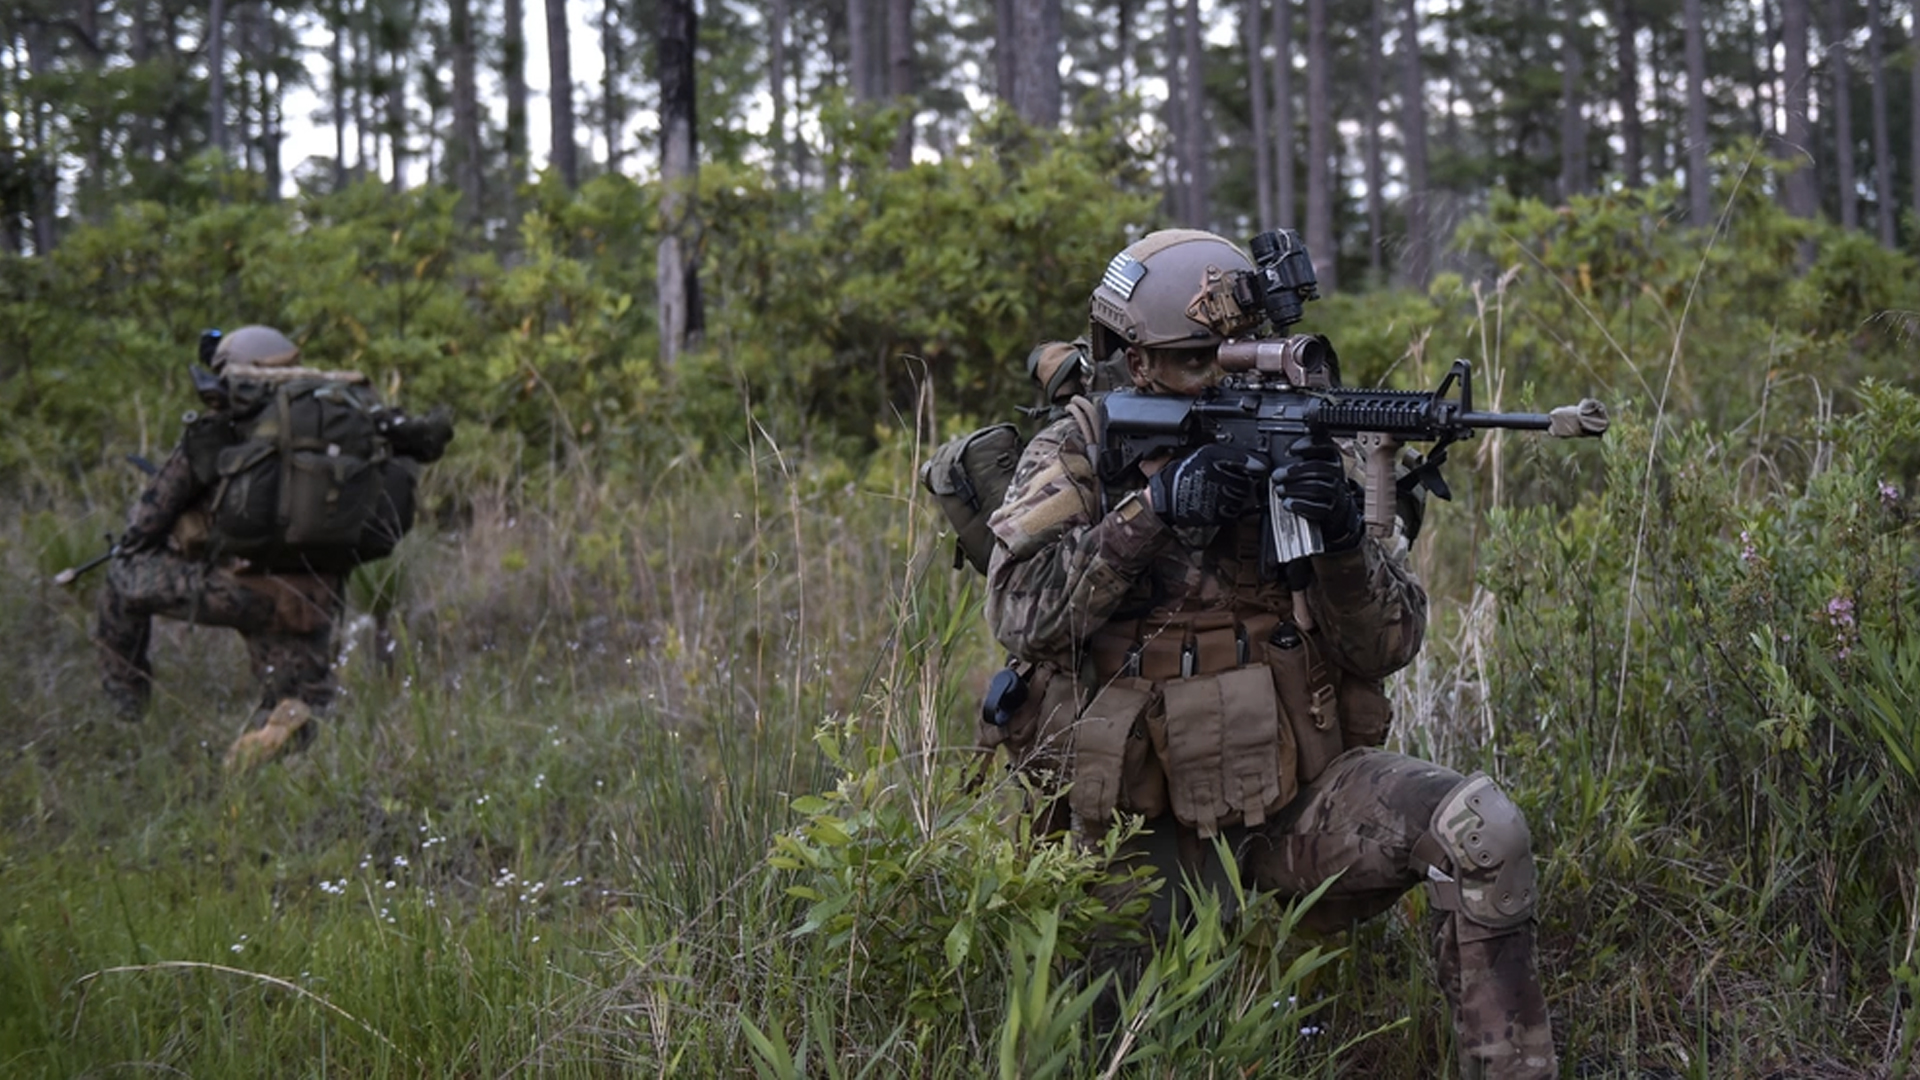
<box><xmin>1101</xmin><ymin>252</ymin><xmax>1147</xmax><ymax>299</ymax></box>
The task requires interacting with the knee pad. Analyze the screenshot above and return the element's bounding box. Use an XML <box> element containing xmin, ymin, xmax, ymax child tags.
<box><xmin>1412</xmin><ymin>772</ymin><xmax>1537</xmax><ymax>932</ymax></box>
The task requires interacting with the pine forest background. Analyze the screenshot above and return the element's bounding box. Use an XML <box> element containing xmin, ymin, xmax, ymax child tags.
<box><xmin>4</xmin><ymin>0</ymin><xmax>1920</xmax><ymax>1076</ymax></box>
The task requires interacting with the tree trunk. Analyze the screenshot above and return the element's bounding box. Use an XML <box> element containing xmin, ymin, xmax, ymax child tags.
<box><xmin>1782</xmin><ymin>0</ymin><xmax>1817</xmax><ymax>217</ymax></box>
<box><xmin>0</xmin><ymin>128</ymin><xmax>17</xmax><ymax>255</ymax></box>
<box><xmin>1399</xmin><ymin>0</ymin><xmax>1428</xmax><ymax>287</ymax></box>
<box><xmin>238</xmin><ymin>0</ymin><xmax>257</xmax><ymax>174</ymax></box>
<box><xmin>1306</xmin><ymin>0</ymin><xmax>1334</xmax><ymax>292</ymax></box>
<box><xmin>76</xmin><ymin>0</ymin><xmax>106</xmax><ymax>218</ymax></box>
<box><xmin>1911</xmin><ymin>23</ymin><xmax>1919</xmax><ymax>231</ymax></box>
<box><xmin>770</xmin><ymin>0</ymin><xmax>789</xmax><ymax>183</ymax></box>
<box><xmin>386</xmin><ymin>45</ymin><xmax>407</xmax><ymax>190</ymax></box>
<box><xmin>1560</xmin><ymin>2</ymin><xmax>1586</xmax><ymax>198</ymax></box>
<box><xmin>261</xmin><ymin>8</ymin><xmax>283</xmax><ymax>198</ymax></box>
<box><xmin>1245</xmin><ymin>0</ymin><xmax>1273</xmax><ymax>226</ymax></box>
<box><xmin>1165</xmin><ymin>0</ymin><xmax>1188</xmax><ymax>222</ymax></box>
<box><xmin>1616</xmin><ymin>0</ymin><xmax>1641</xmax><ymax>186</ymax></box>
<box><xmin>1364</xmin><ymin>0</ymin><xmax>1383</xmax><ymax>279</ymax></box>
<box><xmin>1271</xmin><ymin>0</ymin><xmax>1293</xmax><ymax>227</ymax></box>
<box><xmin>887</xmin><ymin>0</ymin><xmax>914</xmax><ymax>168</ymax></box>
<box><xmin>1012</xmin><ymin>0</ymin><xmax>1061</xmax><ymax>126</ymax></box>
<box><xmin>603</xmin><ymin>0</ymin><xmax>627</xmax><ymax>172</ymax></box>
<box><xmin>1754</xmin><ymin>0</ymin><xmax>1775</xmax><ymax>136</ymax></box>
<box><xmin>1827</xmin><ymin>0</ymin><xmax>1855</xmax><ymax>228</ymax></box>
<box><xmin>504</xmin><ymin>0</ymin><xmax>529</xmax><ymax>181</ymax></box>
<box><xmin>1648</xmin><ymin>29</ymin><xmax>1668</xmax><ymax>177</ymax></box>
<box><xmin>210</xmin><ymin>0</ymin><xmax>228</xmax><ymax>161</ymax></box>
<box><xmin>355</xmin><ymin>5</ymin><xmax>373</xmax><ymax>179</ymax></box>
<box><xmin>849</xmin><ymin>0</ymin><xmax>874</xmax><ymax>101</ymax></box>
<box><xmin>328</xmin><ymin>2</ymin><xmax>347</xmax><ymax>190</ymax></box>
<box><xmin>126</xmin><ymin>2</ymin><xmax>153</xmax><ymax>166</ymax></box>
<box><xmin>26</xmin><ymin>19</ymin><xmax>55</xmax><ymax>254</ymax></box>
<box><xmin>1684</xmin><ymin>0</ymin><xmax>1710</xmax><ymax>226</ymax></box>
<box><xmin>994</xmin><ymin>0</ymin><xmax>1017</xmax><ymax>103</ymax></box>
<box><xmin>1180</xmin><ymin>0</ymin><xmax>1209</xmax><ymax>224</ymax></box>
<box><xmin>658</xmin><ymin>0</ymin><xmax>703</xmax><ymax>368</ymax></box>
<box><xmin>1866</xmin><ymin>0</ymin><xmax>1893</xmax><ymax>244</ymax></box>
<box><xmin>451</xmin><ymin>0</ymin><xmax>483</xmax><ymax>221</ymax></box>
<box><xmin>0</xmin><ymin>13</ymin><xmax>19</xmax><ymax>249</ymax></box>
<box><xmin>547</xmin><ymin>0</ymin><xmax>578</xmax><ymax>188</ymax></box>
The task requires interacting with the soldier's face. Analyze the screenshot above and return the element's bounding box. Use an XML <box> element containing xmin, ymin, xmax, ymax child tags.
<box><xmin>1128</xmin><ymin>345</ymin><xmax>1224</xmax><ymax>396</ymax></box>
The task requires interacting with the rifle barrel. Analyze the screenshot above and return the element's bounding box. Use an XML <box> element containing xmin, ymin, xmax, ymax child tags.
<box><xmin>1457</xmin><ymin>410</ymin><xmax>1554</xmax><ymax>431</ymax></box>
<box><xmin>54</xmin><ymin>548</ymin><xmax>116</xmax><ymax>586</ymax></box>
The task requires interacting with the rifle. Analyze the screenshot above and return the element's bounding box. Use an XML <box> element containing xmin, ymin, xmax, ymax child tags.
<box><xmin>54</xmin><ymin>534</ymin><xmax>118</xmax><ymax>587</ymax></box>
<box><xmin>1098</xmin><ymin>337</ymin><xmax>1608</xmax><ymax>568</ymax></box>
<box><xmin>52</xmin><ymin>454</ymin><xmax>168</xmax><ymax>586</ymax></box>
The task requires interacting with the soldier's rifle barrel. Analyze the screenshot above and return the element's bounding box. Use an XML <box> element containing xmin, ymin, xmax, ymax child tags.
<box><xmin>53</xmin><ymin>453</ymin><xmax>155</xmax><ymax>586</ymax></box>
<box><xmin>54</xmin><ymin>544</ymin><xmax>116</xmax><ymax>587</ymax></box>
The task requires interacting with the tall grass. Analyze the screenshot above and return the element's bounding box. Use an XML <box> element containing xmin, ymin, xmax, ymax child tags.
<box><xmin>5</xmin><ymin>309</ymin><xmax>1919</xmax><ymax>1075</ymax></box>
<box><xmin>0</xmin><ymin>422</ymin><xmax>1347</xmax><ymax>1077</ymax></box>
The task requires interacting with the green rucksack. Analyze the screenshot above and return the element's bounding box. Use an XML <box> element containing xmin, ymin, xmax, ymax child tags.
<box><xmin>206</xmin><ymin>375</ymin><xmax>413</xmax><ymax>572</ymax></box>
<box><xmin>921</xmin><ymin>423</ymin><xmax>1025</xmax><ymax>573</ymax></box>
<box><xmin>921</xmin><ymin>340</ymin><xmax>1104</xmax><ymax>574</ymax></box>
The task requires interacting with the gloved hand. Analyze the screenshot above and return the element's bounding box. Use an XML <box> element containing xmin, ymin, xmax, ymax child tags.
<box><xmin>1271</xmin><ymin>435</ymin><xmax>1363</xmax><ymax>551</ymax></box>
<box><xmin>388</xmin><ymin>404</ymin><xmax>455</xmax><ymax>463</ymax></box>
<box><xmin>1147</xmin><ymin>444</ymin><xmax>1269</xmax><ymax>528</ymax></box>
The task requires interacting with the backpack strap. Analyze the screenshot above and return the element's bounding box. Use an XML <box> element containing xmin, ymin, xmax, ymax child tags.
<box><xmin>274</xmin><ymin>383</ymin><xmax>298</xmax><ymax>528</ymax></box>
<box><xmin>1064</xmin><ymin>394</ymin><xmax>1107</xmax><ymax>518</ymax></box>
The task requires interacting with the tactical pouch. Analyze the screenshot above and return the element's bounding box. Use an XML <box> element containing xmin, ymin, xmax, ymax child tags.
<box><xmin>1263</xmin><ymin>625</ymin><xmax>1346</xmax><ymax>786</ymax></box>
<box><xmin>1337</xmin><ymin>675</ymin><xmax>1394</xmax><ymax>749</ymax></box>
<box><xmin>1155</xmin><ymin>666</ymin><xmax>1285</xmax><ymax>837</ymax></box>
<box><xmin>281</xmin><ymin>449</ymin><xmax>380</xmax><ymax>548</ymax></box>
<box><xmin>212</xmin><ymin>439</ymin><xmax>283</xmax><ymax>549</ymax></box>
<box><xmin>1068</xmin><ymin>677</ymin><xmax>1158</xmax><ymax>828</ymax></box>
<box><xmin>920</xmin><ymin>423</ymin><xmax>1024</xmax><ymax>573</ymax></box>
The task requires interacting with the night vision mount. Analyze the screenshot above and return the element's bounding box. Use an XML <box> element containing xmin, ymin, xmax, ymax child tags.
<box><xmin>1186</xmin><ymin>227</ymin><xmax>1321</xmax><ymax>341</ymax></box>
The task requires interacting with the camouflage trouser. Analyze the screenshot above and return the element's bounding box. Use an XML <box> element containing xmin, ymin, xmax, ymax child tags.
<box><xmin>92</xmin><ymin>549</ymin><xmax>345</xmax><ymax>729</ymax></box>
<box><xmin>1105</xmin><ymin>748</ymin><xmax>1556</xmax><ymax>1080</ymax></box>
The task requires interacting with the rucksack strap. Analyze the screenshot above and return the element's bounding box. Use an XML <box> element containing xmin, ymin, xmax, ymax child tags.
<box><xmin>1065</xmin><ymin>394</ymin><xmax>1107</xmax><ymax>517</ymax></box>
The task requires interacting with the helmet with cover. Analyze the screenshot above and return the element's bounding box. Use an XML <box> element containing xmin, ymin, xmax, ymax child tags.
<box><xmin>210</xmin><ymin>325</ymin><xmax>300</xmax><ymax>372</ymax></box>
<box><xmin>1087</xmin><ymin>229</ymin><xmax>1256</xmax><ymax>363</ymax></box>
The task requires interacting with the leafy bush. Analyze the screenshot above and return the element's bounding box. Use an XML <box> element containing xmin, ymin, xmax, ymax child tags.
<box><xmin>1474</xmin><ymin>379</ymin><xmax>1920</xmax><ymax>1058</ymax></box>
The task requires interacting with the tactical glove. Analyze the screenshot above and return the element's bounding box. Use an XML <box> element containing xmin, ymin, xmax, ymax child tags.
<box><xmin>387</xmin><ymin>404</ymin><xmax>455</xmax><ymax>463</ymax></box>
<box><xmin>1271</xmin><ymin>435</ymin><xmax>1363</xmax><ymax>551</ymax></box>
<box><xmin>1148</xmin><ymin>445</ymin><xmax>1268</xmax><ymax>528</ymax></box>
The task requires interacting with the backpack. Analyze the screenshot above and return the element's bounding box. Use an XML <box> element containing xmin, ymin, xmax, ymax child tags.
<box><xmin>921</xmin><ymin>423</ymin><xmax>1024</xmax><ymax>573</ymax></box>
<box><xmin>206</xmin><ymin>375</ymin><xmax>415</xmax><ymax>572</ymax></box>
<box><xmin>921</xmin><ymin>397</ymin><xmax>1101</xmax><ymax>575</ymax></box>
<box><xmin>921</xmin><ymin>340</ymin><xmax>1110</xmax><ymax>574</ymax></box>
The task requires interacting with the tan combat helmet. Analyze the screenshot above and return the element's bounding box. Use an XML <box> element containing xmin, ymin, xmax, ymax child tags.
<box><xmin>1087</xmin><ymin>229</ymin><xmax>1256</xmax><ymax>363</ymax></box>
<box><xmin>210</xmin><ymin>325</ymin><xmax>301</xmax><ymax>372</ymax></box>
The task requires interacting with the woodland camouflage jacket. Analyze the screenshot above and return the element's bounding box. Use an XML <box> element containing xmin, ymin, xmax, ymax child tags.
<box><xmin>984</xmin><ymin>413</ymin><xmax>1428</xmax><ymax>681</ymax></box>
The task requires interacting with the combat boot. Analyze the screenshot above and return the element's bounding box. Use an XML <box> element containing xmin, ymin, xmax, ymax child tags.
<box><xmin>223</xmin><ymin>698</ymin><xmax>315</xmax><ymax>774</ymax></box>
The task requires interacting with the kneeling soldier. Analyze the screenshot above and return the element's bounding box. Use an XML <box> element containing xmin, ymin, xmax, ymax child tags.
<box><xmin>93</xmin><ymin>325</ymin><xmax>451</xmax><ymax>772</ymax></box>
<box><xmin>982</xmin><ymin>231</ymin><xmax>1555</xmax><ymax>1078</ymax></box>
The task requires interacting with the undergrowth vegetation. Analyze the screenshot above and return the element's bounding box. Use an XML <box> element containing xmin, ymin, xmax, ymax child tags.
<box><xmin>2</xmin><ymin>132</ymin><xmax>1919</xmax><ymax>1076</ymax></box>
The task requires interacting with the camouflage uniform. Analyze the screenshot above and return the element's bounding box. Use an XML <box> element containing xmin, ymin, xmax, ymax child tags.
<box><xmin>985</xmin><ymin>413</ymin><xmax>1556</xmax><ymax>1079</ymax></box>
<box><xmin>93</xmin><ymin>439</ymin><xmax>346</xmax><ymax>731</ymax></box>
